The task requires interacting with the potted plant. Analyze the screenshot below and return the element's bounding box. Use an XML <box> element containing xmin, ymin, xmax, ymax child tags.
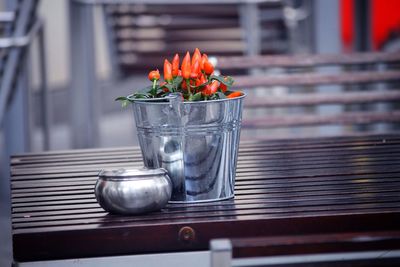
<box><xmin>117</xmin><ymin>48</ymin><xmax>245</xmax><ymax>203</ymax></box>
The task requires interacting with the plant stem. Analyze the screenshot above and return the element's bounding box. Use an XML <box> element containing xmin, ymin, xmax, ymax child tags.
<box><xmin>152</xmin><ymin>79</ymin><xmax>157</xmax><ymax>96</ymax></box>
<box><xmin>186</xmin><ymin>79</ymin><xmax>191</xmax><ymax>95</ymax></box>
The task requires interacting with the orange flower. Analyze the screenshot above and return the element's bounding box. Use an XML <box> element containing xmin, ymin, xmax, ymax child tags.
<box><xmin>195</xmin><ymin>73</ymin><xmax>207</xmax><ymax>87</ymax></box>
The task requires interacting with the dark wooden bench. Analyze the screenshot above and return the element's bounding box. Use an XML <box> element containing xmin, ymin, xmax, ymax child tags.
<box><xmin>216</xmin><ymin>52</ymin><xmax>400</xmax><ymax>139</ymax></box>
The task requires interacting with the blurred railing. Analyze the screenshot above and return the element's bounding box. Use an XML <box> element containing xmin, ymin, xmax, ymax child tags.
<box><xmin>0</xmin><ymin>0</ymin><xmax>49</xmax><ymax>152</ymax></box>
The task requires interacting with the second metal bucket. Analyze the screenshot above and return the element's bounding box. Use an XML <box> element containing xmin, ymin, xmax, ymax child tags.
<box><xmin>131</xmin><ymin>94</ymin><xmax>245</xmax><ymax>203</ymax></box>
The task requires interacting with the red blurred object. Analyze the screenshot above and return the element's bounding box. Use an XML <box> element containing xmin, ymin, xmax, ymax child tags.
<box><xmin>341</xmin><ymin>0</ymin><xmax>354</xmax><ymax>50</ymax></box>
<box><xmin>371</xmin><ymin>0</ymin><xmax>400</xmax><ymax>49</ymax></box>
<box><xmin>341</xmin><ymin>0</ymin><xmax>400</xmax><ymax>50</ymax></box>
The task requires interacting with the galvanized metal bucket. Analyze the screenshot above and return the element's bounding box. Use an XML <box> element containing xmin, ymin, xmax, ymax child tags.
<box><xmin>130</xmin><ymin>93</ymin><xmax>245</xmax><ymax>203</ymax></box>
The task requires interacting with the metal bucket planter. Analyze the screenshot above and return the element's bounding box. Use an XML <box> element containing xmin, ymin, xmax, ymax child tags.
<box><xmin>131</xmin><ymin>93</ymin><xmax>245</xmax><ymax>203</ymax></box>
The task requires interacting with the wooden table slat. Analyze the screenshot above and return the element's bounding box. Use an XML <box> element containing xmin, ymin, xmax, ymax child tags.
<box><xmin>11</xmin><ymin>172</ymin><xmax>400</xmax><ymax>199</ymax></box>
<box><xmin>12</xmin><ymin>192</ymin><xmax>400</xmax><ymax>224</ymax></box>
<box><xmin>11</xmin><ymin>182</ymin><xmax>400</xmax><ymax>213</ymax></box>
<box><xmin>12</xmin><ymin>195</ymin><xmax>400</xmax><ymax>226</ymax></box>
<box><xmin>11</xmin><ymin>149</ymin><xmax>400</xmax><ymax>171</ymax></box>
<box><xmin>12</xmin><ymin>202</ymin><xmax>400</xmax><ymax>230</ymax></box>
<box><xmin>11</xmin><ymin>184</ymin><xmax>400</xmax><ymax>210</ymax></box>
<box><xmin>10</xmin><ymin>148</ymin><xmax>400</xmax><ymax>181</ymax></box>
<box><xmin>10</xmin><ymin>135</ymin><xmax>399</xmax><ymax>162</ymax></box>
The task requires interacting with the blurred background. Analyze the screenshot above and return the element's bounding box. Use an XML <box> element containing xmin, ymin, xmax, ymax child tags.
<box><xmin>1</xmin><ymin>0</ymin><xmax>400</xmax><ymax>266</ymax></box>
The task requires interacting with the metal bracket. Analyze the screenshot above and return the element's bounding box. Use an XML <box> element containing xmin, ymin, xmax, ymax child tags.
<box><xmin>0</xmin><ymin>17</ymin><xmax>50</xmax><ymax>150</ymax></box>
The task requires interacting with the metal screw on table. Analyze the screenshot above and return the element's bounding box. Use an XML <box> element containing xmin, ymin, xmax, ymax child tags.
<box><xmin>179</xmin><ymin>226</ymin><xmax>196</xmax><ymax>244</ymax></box>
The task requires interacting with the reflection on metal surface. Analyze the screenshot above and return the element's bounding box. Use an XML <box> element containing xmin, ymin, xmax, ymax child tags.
<box><xmin>132</xmin><ymin>95</ymin><xmax>245</xmax><ymax>203</ymax></box>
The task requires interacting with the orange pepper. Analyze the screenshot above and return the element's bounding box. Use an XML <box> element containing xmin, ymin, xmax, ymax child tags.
<box><xmin>198</xmin><ymin>73</ymin><xmax>207</xmax><ymax>85</ymax></box>
<box><xmin>227</xmin><ymin>91</ymin><xmax>242</xmax><ymax>99</ymax></box>
<box><xmin>163</xmin><ymin>59</ymin><xmax>173</xmax><ymax>82</ymax></box>
<box><xmin>181</xmin><ymin>80</ymin><xmax>188</xmax><ymax>91</ymax></box>
<box><xmin>209</xmin><ymin>80</ymin><xmax>219</xmax><ymax>94</ymax></box>
<box><xmin>203</xmin><ymin>60</ymin><xmax>214</xmax><ymax>75</ymax></box>
<box><xmin>148</xmin><ymin>69</ymin><xmax>160</xmax><ymax>81</ymax></box>
<box><xmin>195</xmin><ymin>78</ymin><xmax>202</xmax><ymax>87</ymax></box>
<box><xmin>219</xmin><ymin>77</ymin><xmax>229</xmax><ymax>92</ymax></box>
<box><xmin>172</xmin><ymin>53</ymin><xmax>180</xmax><ymax>77</ymax></box>
<box><xmin>192</xmin><ymin>48</ymin><xmax>201</xmax><ymax>66</ymax></box>
<box><xmin>195</xmin><ymin>73</ymin><xmax>206</xmax><ymax>87</ymax></box>
<box><xmin>200</xmin><ymin>54</ymin><xmax>208</xmax><ymax>70</ymax></box>
<box><xmin>181</xmin><ymin>52</ymin><xmax>191</xmax><ymax>80</ymax></box>
<box><xmin>190</xmin><ymin>59</ymin><xmax>200</xmax><ymax>79</ymax></box>
<box><xmin>160</xmin><ymin>82</ymin><xmax>169</xmax><ymax>92</ymax></box>
<box><xmin>202</xmin><ymin>80</ymin><xmax>219</xmax><ymax>96</ymax></box>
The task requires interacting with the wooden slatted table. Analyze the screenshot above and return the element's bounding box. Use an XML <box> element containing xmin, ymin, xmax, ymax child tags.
<box><xmin>10</xmin><ymin>134</ymin><xmax>400</xmax><ymax>263</ymax></box>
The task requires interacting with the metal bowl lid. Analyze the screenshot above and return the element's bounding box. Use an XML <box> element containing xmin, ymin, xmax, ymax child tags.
<box><xmin>98</xmin><ymin>168</ymin><xmax>167</xmax><ymax>179</ymax></box>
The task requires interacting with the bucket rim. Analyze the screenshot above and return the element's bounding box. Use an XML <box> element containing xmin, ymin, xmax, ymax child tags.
<box><xmin>127</xmin><ymin>92</ymin><xmax>246</xmax><ymax>105</ymax></box>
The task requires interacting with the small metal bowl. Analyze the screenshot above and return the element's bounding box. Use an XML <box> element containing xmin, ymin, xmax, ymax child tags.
<box><xmin>94</xmin><ymin>168</ymin><xmax>172</xmax><ymax>215</ymax></box>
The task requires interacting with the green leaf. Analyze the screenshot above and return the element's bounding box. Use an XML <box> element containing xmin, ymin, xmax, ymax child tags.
<box><xmin>121</xmin><ymin>100</ymin><xmax>130</xmax><ymax>108</ymax></box>
<box><xmin>115</xmin><ymin>96</ymin><xmax>130</xmax><ymax>101</ymax></box>
<box><xmin>156</xmin><ymin>88</ymin><xmax>165</xmax><ymax>94</ymax></box>
<box><xmin>172</xmin><ymin>76</ymin><xmax>183</xmax><ymax>91</ymax></box>
<box><xmin>216</xmin><ymin>92</ymin><xmax>227</xmax><ymax>99</ymax></box>
<box><xmin>159</xmin><ymin>83</ymin><xmax>174</xmax><ymax>92</ymax></box>
<box><xmin>209</xmin><ymin>75</ymin><xmax>234</xmax><ymax>87</ymax></box>
<box><xmin>224</xmin><ymin>90</ymin><xmax>235</xmax><ymax>96</ymax></box>
<box><xmin>190</xmin><ymin>92</ymin><xmax>203</xmax><ymax>101</ymax></box>
<box><xmin>132</xmin><ymin>92</ymin><xmax>151</xmax><ymax>99</ymax></box>
<box><xmin>115</xmin><ymin>96</ymin><xmax>132</xmax><ymax>108</ymax></box>
<box><xmin>189</xmin><ymin>80</ymin><xmax>208</xmax><ymax>90</ymax></box>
